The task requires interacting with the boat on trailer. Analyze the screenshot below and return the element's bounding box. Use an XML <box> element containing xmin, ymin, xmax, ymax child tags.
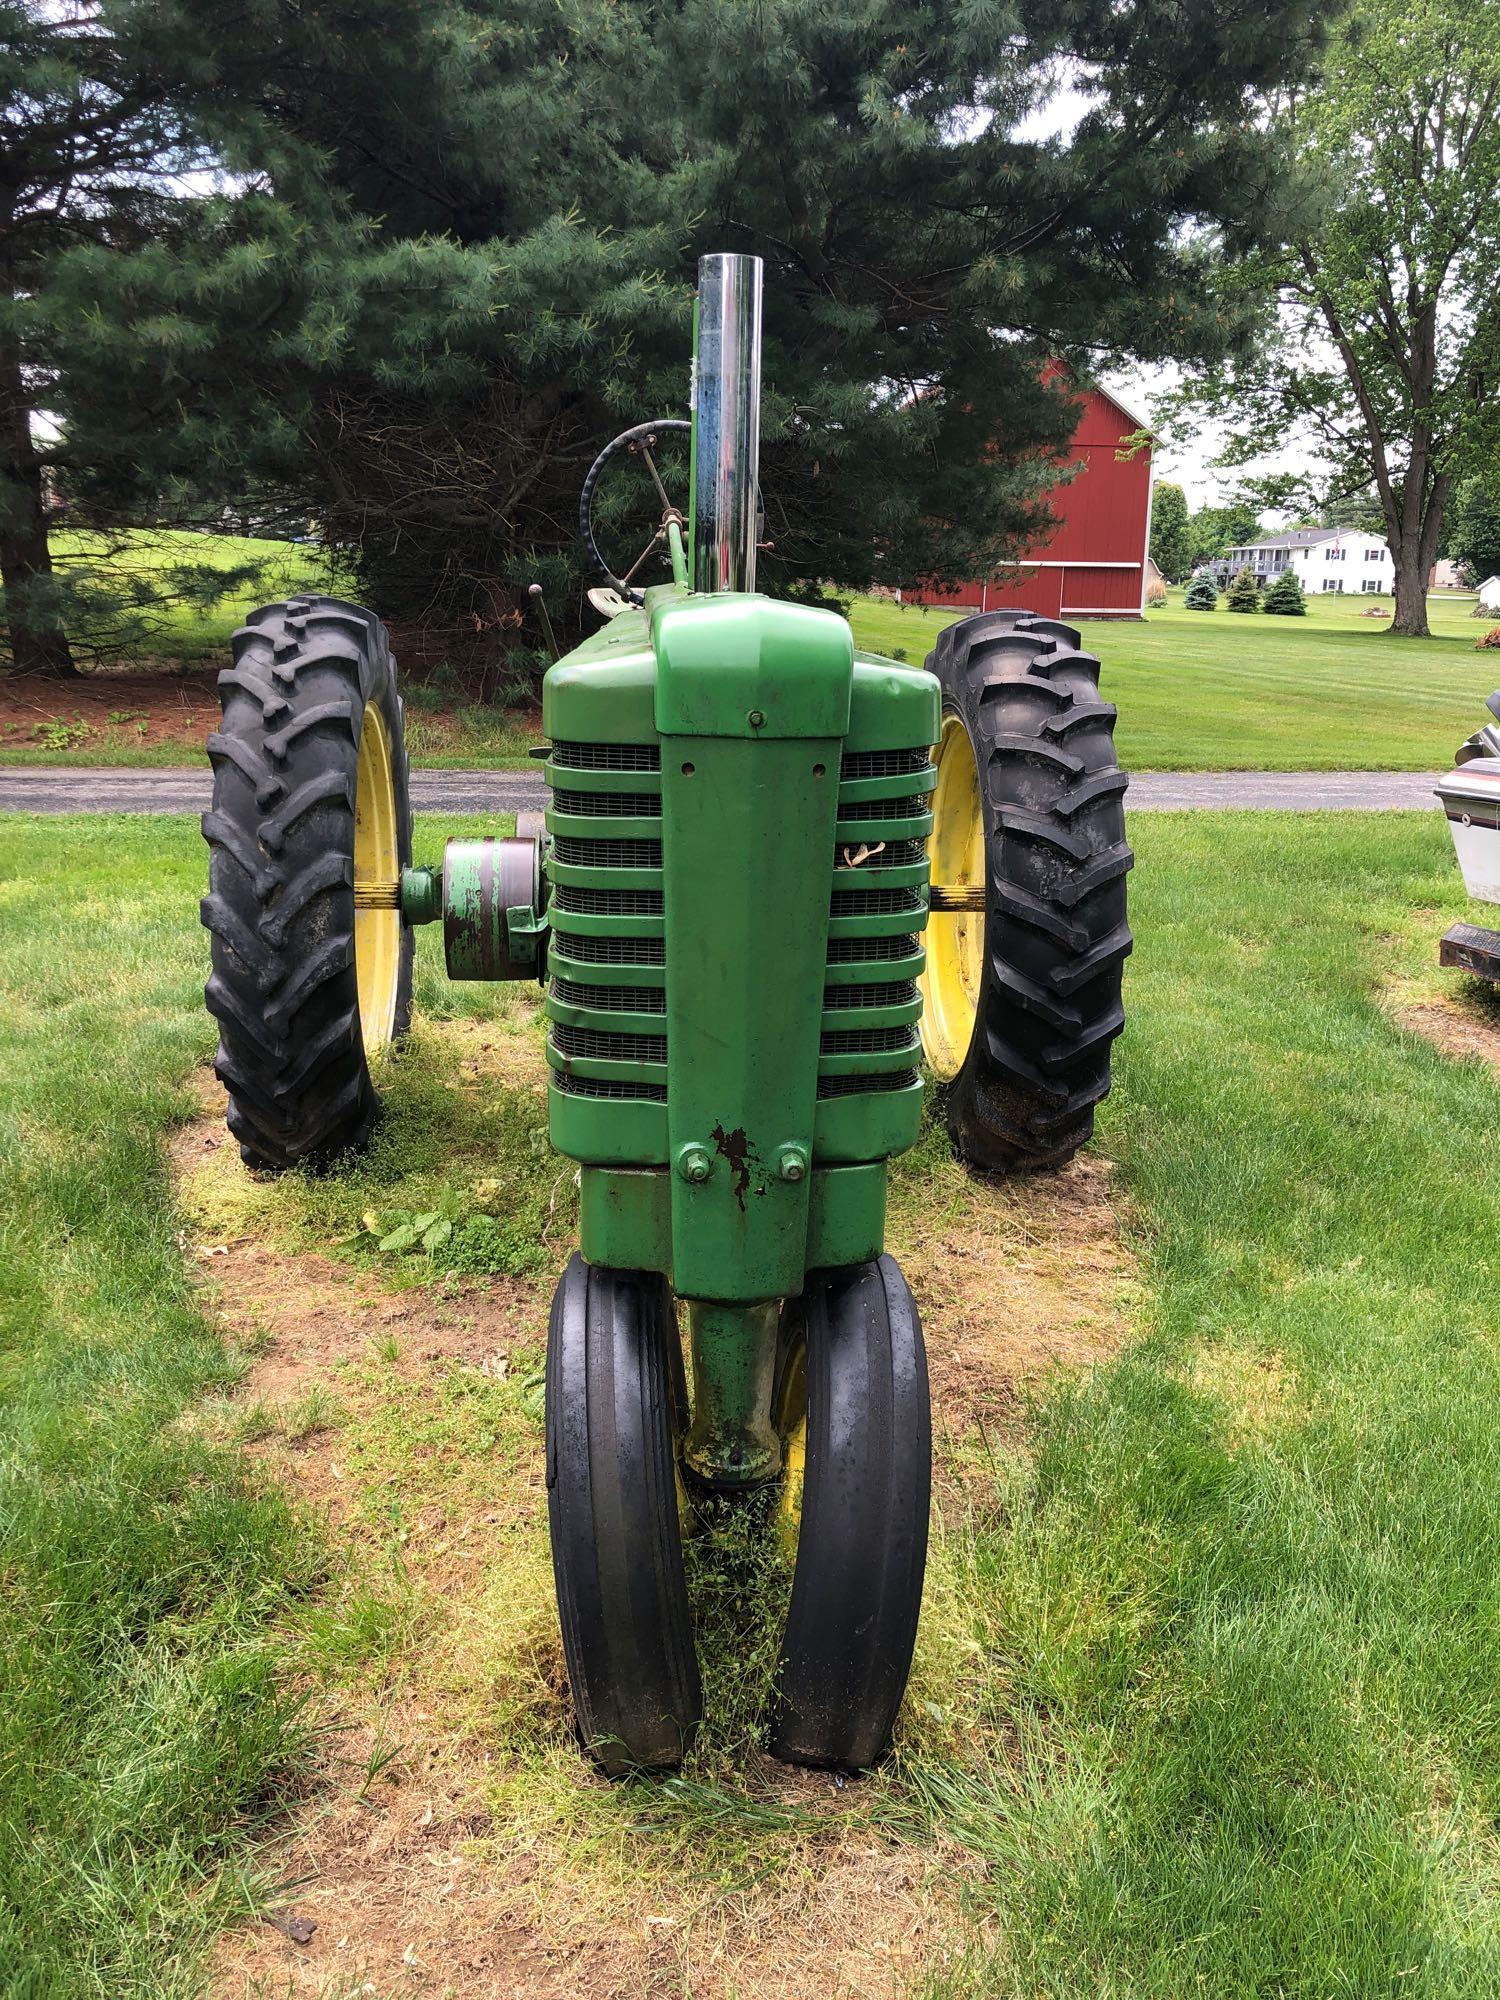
<box><xmin>1438</xmin><ymin>692</ymin><xmax>1500</xmax><ymax>981</ymax></box>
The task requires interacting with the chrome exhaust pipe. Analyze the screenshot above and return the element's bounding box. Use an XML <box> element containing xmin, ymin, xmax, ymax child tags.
<box><xmin>691</xmin><ymin>253</ymin><xmax>764</xmax><ymax>594</ymax></box>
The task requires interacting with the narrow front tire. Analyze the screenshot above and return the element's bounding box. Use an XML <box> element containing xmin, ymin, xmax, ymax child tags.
<box><xmin>546</xmin><ymin>1256</ymin><xmax>701</xmax><ymax>1775</ymax></box>
<box><xmin>769</xmin><ymin>1255</ymin><xmax>930</xmax><ymax>1771</ymax></box>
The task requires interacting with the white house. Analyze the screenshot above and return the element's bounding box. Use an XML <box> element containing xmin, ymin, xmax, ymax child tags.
<box><xmin>1220</xmin><ymin>528</ymin><xmax>1395</xmax><ymax>594</ymax></box>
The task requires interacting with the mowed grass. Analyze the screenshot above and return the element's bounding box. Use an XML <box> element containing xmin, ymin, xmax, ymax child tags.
<box><xmin>5</xmin><ymin>807</ymin><xmax>1500</xmax><ymax>1992</ymax></box>
<box><xmin>0</xmin><ymin>818</ymin><xmax>322</xmax><ymax>1995</ymax></box>
<box><xmin>853</xmin><ymin>588</ymin><xmax>1497</xmax><ymax>771</ymax></box>
<box><xmin>4</xmin><ymin>526</ymin><xmax>1496</xmax><ymax>773</ymax></box>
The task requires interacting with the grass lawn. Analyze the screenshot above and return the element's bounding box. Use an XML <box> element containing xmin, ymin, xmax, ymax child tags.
<box><xmin>49</xmin><ymin>527</ymin><xmax>345</xmax><ymax>660</ymax></box>
<box><xmin>6</xmin><ymin>804</ymin><xmax>1500</xmax><ymax>1992</ymax></box>
<box><xmin>854</xmin><ymin>587</ymin><xmax>1498</xmax><ymax>771</ymax></box>
<box><xmin>3</xmin><ymin>530</ymin><xmax>1498</xmax><ymax>772</ymax></box>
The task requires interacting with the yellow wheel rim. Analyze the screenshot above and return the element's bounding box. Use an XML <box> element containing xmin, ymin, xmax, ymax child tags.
<box><xmin>353</xmin><ymin>704</ymin><xmax>401</xmax><ymax>1055</ymax></box>
<box><xmin>774</xmin><ymin>1344</ymin><xmax>807</xmax><ymax>1558</ymax></box>
<box><xmin>919</xmin><ymin>714</ymin><xmax>984</xmax><ymax>1079</ymax></box>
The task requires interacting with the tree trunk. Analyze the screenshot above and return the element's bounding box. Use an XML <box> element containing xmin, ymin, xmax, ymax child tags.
<box><xmin>0</xmin><ymin>338</ymin><xmax>75</xmax><ymax>677</ymax></box>
<box><xmin>1389</xmin><ymin>531</ymin><xmax>1432</xmax><ymax>637</ymax></box>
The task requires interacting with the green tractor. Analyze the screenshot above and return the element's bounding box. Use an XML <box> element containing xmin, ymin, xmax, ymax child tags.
<box><xmin>201</xmin><ymin>254</ymin><xmax>1132</xmax><ymax>1774</ymax></box>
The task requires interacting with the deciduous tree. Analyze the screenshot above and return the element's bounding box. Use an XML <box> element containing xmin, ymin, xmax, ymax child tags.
<box><xmin>1448</xmin><ymin>476</ymin><xmax>1500</xmax><ymax>585</ymax></box>
<box><xmin>1185</xmin><ymin>501</ymin><xmax>1262</xmax><ymax>575</ymax></box>
<box><xmin>1178</xmin><ymin>0</ymin><xmax>1500</xmax><ymax>637</ymax></box>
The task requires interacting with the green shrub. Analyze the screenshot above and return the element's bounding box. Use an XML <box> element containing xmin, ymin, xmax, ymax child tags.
<box><xmin>1226</xmin><ymin>565</ymin><xmax>1260</xmax><ymax>612</ymax></box>
<box><xmin>1184</xmin><ymin>572</ymin><xmax>1218</xmax><ymax>611</ymax></box>
<box><xmin>1262</xmin><ymin>568</ymin><xmax>1308</xmax><ymax>617</ymax></box>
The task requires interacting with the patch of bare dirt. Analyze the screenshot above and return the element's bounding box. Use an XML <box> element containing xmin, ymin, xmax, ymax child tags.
<box><xmin>900</xmin><ymin>1149</ymin><xmax>1137</xmax><ymax>1447</ymax></box>
<box><xmin>210</xmin><ymin>1713</ymin><xmax>567</xmax><ymax>2000</ymax></box>
<box><xmin>175</xmin><ymin>1039</ymin><xmax>1130</xmax><ymax>2000</ymax></box>
<box><xmin>213</xmin><ymin>1724</ymin><xmax>980</xmax><ymax>2000</ymax></box>
<box><xmin>0</xmin><ymin>667</ymin><xmax>222</xmax><ymax>756</ymax></box>
<box><xmin>1395</xmin><ymin>986</ymin><xmax>1500</xmax><ymax>1079</ymax></box>
<box><xmin>0</xmin><ymin>664</ymin><xmax>540</xmax><ymax>762</ymax></box>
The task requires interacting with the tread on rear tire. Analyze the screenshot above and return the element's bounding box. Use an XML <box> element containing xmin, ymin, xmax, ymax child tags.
<box><xmin>200</xmin><ymin>595</ymin><xmax>413</xmax><ymax>1171</ymax></box>
<box><xmin>923</xmin><ymin>609</ymin><xmax>1132</xmax><ymax>1172</ymax></box>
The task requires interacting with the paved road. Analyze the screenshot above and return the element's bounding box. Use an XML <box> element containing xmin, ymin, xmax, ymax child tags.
<box><xmin>0</xmin><ymin>760</ymin><xmax>1456</xmax><ymax>816</ymax></box>
<box><xmin>0</xmin><ymin>766</ymin><xmax>547</xmax><ymax>815</ymax></box>
<box><xmin>0</xmin><ymin>765</ymin><xmax>1446</xmax><ymax>816</ymax></box>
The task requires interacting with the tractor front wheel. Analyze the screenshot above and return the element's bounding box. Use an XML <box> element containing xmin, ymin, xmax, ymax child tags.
<box><xmin>546</xmin><ymin>1256</ymin><xmax>702</xmax><ymax>1775</ymax></box>
<box><xmin>919</xmin><ymin>610</ymin><xmax>1132</xmax><ymax>1172</ymax></box>
<box><xmin>769</xmin><ymin>1255</ymin><xmax>930</xmax><ymax>1771</ymax></box>
<box><xmin>201</xmin><ymin>595</ymin><xmax>413</xmax><ymax>1171</ymax></box>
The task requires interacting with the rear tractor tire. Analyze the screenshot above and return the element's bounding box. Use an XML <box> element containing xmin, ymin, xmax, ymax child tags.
<box><xmin>201</xmin><ymin>595</ymin><xmax>414</xmax><ymax>1171</ymax></box>
<box><xmin>919</xmin><ymin>610</ymin><xmax>1132</xmax><ymax>1172</ymax></box>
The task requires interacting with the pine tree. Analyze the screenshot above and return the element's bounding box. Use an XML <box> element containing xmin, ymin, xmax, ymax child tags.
<box><xmin>1226</xmin><ymin>565</ymin><xmax>1261</xmax><ymax>612</ymax></box>
<box><xmin>1184</xmin><ymin>572</ymin><xmax>1219</xmax><ymax>610</ymax></box>
<box><xmin>0</xmin><ymin>2</ymin><xmax>203</xmax><ymax>672</ymax></box>
<box><xmin>46</xmin><ymin>0</ymin><xmax>1333</xmax><ymax>653</ymax></box>
<box><xmin>1262</xmin><ymin>567</ymin><xmax>1308</xmax><ymax>615</ymax></box>
<box><xmin>0</xmin><ymin>2</ymin><xmax>345</xmax><ymax>673</ymax></box>
<box><xmin>1150</xmin><ymin>482</ymin><xmax>1191</xmax><ymax>582</ymax></box>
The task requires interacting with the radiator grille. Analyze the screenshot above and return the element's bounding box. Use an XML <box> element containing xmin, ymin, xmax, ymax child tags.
<box><xmin>821</xmin><ymin>733</ymin><xmax>932</xmax><ymax>1101</ymax></box>
<box><xmin>551</xmin><ymin>789</ymin><xmax>662</xmax><ymax>819</ymax></box>
<box><xmin>552</xmin><ymin>885</ymin><xmax>664</xmax><ymax>917</ymax></box>
<box><xmin>551</xmin><ymin>978</ymin><xmax>666</xmax><ymax>1014</ymax></box>
<box><xmin>553</xmin><ymin>1022</ymin><xmax>668</xmax><ymax>1064</ymax></box>
<box><xmin>553</xmin><ymin>1072</ymin><xmax>667</xmax><ymax>1102</ymax></box>
<box><xmin>823</xmin><ymin>980</ymin><xmax>918</xmax><ymax>1010</ymax></box>
<box><xmin>836</xmin><ymin>794</ymin><xmax>928</xmax><ymax>823</ymax></box>
<box><xmin>827</xmin><ymin>933</ymin><xmax>919</xmax><ymax>963</ymax></box>
<box><xmin>841</xmin><ymin>748</ymin><xmax>930</xmax><ymax>779</ymax></box>
<box><xmin>552</xmin><ymin>836</ymin><xmax>664</xmax><ymax>868</ymax></box>
<box><xmin>553</xmin><ymin>835</ymin><xmax>663</xmax><ymax>868</ymax></box>
<box><xmin>546</xmin><ymin>732</ymin><xmax>934</xmax><ymax>1124</ymax></box>
<box><xmin>817</xmin><ymin>1068</ymin><xmax>921</xmax><ymax>1100</ymax></box>
<box><xmin>552</xmin><ymin>930</ymin><xmax>666</xmax><ymax>966</ymax></box>
<box><xmin>551</xmin><ymin>741</ymin><xmax>661</xmax><ymax>771</ymax></box>
<box><xmin>820</xmin><ymin>1025</ymin><xmax>921</xmax><ymax>1056</ymax></box>
<box><xmin>834</xmin><ymin>838</ymin><xmax>925</xmax><ymax>871</ymax></box>
<box><xmin>831</xmin><ymin>887</ymin><xmax>924</xmax><ymax>919</ymax></box>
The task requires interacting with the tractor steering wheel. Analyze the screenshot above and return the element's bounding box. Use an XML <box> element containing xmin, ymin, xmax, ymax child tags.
<box><xmin>578</xmin><ymin>419</ymin><xmax>692</xmax><ymax>605</ymax></box>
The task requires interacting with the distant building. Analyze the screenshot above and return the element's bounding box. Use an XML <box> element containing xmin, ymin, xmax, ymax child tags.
<box><xmin>1220</xmin><ymin>527</ymin><xmax>1394</xmax><ymax>594</ymax></box>
<box><xmin>1429</xmin><ymin>558</ymin><xmax>1465</xmax><ymax>590</ymax></box>
<box><xmin>905</xmin><ymin>383</ymin><xmax>1153</xmax><ymax>620</ymax></box>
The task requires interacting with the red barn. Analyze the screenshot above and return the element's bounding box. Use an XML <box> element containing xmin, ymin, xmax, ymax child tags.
<box><xmin>909</xmin><ymin>383</ymin><xmax>1153</xmax><ymax>620</ymax></box>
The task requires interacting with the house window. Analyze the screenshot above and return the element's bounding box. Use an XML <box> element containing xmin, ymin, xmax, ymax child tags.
<box><xmin>1322</xmin><ymin>578</ymin><xmax>1344</xmax><ymax>593</ymax></box>
<box><xmin>1364</xmin><ymin>548</ymin><xmax>1382</xmax><ymax>561</ymax></box>
<box><xmin>1362</xmin><ymin>579</ymin><xmax>1380</xmax><ymax>593</ymax></box>
<box><xmin>1326</xmin><ymin>547</ymin><xmax>1345</xmax><ymax>561</ymax></box>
